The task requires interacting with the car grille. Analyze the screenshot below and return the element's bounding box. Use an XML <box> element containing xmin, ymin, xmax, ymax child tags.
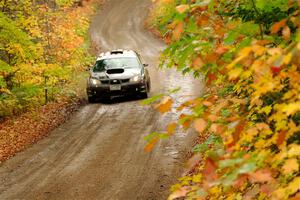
<box><xmin>101</xmin><ymin>79</ymin><xmax>130</xmax><ymax>84</ymax></box>
<box><xmin>122</xmin><ymin>79</ymin><xmax>130</xmax><ymax>83</ymax></box>
<box><xmin>101</xmin><ymin>80</ymin><xmax>109</xmax><ymax>84</ymax></box>
<box><xmin>110</xmin><ymin>79</ymin><xmax>121</xmax><ymax>85</ymax></box>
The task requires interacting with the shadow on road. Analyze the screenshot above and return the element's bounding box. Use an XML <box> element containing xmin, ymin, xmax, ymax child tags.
<box><xmin>92</xmin><ymin>95</ymin><xmax>145</xmax><ymax>105</ymax></box>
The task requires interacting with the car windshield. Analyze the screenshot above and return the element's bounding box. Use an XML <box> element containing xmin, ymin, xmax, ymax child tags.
<box><xmin>93</xmin><ymin>57</ymin><xmax>140</xmax><ymax>72</ymax></box>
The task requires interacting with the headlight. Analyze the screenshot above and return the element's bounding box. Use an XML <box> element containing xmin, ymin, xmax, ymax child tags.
<box><xmin>130</xmin><ymin>75</ymin><xmax>142</xmax><ymax>82</ymax></box>
<box><xmin>90</xmin><ymin>78</ymin><xmax>101</xmax><ymax>86</ymax></box>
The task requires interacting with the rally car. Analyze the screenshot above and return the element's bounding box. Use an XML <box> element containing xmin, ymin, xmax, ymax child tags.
<box><xmin>86</xmin><ymin>49</ymin><xmax>151</xmax><ymax>102</ymax></box>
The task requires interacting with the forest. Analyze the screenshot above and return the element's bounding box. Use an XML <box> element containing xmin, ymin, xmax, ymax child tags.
<box><xmin>0</xmin><ymin>0</ymin><xmax>95</xmax><ymax>118</ymax></box>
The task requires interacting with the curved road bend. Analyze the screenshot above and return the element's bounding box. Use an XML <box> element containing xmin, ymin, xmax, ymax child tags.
<box><xmin>0</xmin><ymin>0</ymin><xmax>203</xmax><ymax>199</ymax></box>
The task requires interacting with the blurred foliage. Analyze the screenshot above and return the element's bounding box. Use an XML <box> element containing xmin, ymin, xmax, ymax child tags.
<box><xmin>0</xmin><ymin>0</ymin><xmax>96</xmax><ymax>117</ymax></box>
<box><xmin>146</xmin><ymin>0</ymin><xmax>300</xmax><ymax>199</ymax></box>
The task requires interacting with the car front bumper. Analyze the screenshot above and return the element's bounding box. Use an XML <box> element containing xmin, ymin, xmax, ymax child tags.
<box><xmin>87</xmin><ymin>82</ymin><xmax>146</xmax><ymax>97</ymax></box>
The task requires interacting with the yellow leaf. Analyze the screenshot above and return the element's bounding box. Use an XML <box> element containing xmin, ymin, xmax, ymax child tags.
<box><xmin>252</xmin><ymin>45</ymin><xmax>266</xmax><ymax>56</ymax></box>
<box><xmin>259</xmin><ymin>106</ymin><xmax>272</xmax><ymax>115</ymax></box>
<box><xmin>283</xmin><ymin>53</ymin><xmax>293</xmax><ymax>65</ymax></box>
<box><xmin>288</xmin><ymin>144</ymin><xmax>300</xmax><ymax>158</ymax></box>
<box><xmin>282</xmin><ymin>102</ymin><xmax>300</xmax><ymax>116</ymax></box>
<box><xmin>287</xmin><ymin>177</ymin><xmax>300</xmax><ymax>196</ymax></box>
<box><xmin>282</xmin><ymin>158</ymin><xmax>299</xmax><ymax>174</ymax></box>
<box><xmin>192</xmin><ymin>174</ymin><xmax>202</xmax><ymax>183</ymax></box>
<box><xmin>227</xmin><ymin>47</ymin><xmax>252</xmax><ymax>70</ymax></box>
<box><xmin>228</xmin><ymin>68</ymin><xmax>243</xmax><ymax>80</ymax></box>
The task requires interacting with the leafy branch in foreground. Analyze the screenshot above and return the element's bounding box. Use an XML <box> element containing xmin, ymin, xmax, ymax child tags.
<box><xmin>147</xmin><ymin>0</ymin><xmax>300</xmax><ymax>199</ymax></box>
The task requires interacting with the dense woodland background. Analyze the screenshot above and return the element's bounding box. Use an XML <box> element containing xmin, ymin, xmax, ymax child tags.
<box><xmin>0</xmin><ymin>0</ymin><xmax>95</xmax><ymax>118</ymax></box>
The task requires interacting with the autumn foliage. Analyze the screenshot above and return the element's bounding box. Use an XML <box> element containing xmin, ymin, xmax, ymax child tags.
<box><xmin>147</xmin><ymin>0</ymin><xmax>300</xmax><ymax>199</ymax></box>
<box><xmin>0</xmin><ymin>0</ymin><xmax>97</xmax><ymax>117</ymax></box>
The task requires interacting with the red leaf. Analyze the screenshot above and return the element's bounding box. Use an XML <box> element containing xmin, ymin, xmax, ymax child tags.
<box><xmin>202</xmin><ymin>158</ymin><xmax>218</xmax><ymax>181</ymax></box>
<box><xmin>277</xmin><ymin>131</ymin><xmax>286</xmax><ymax>146</ymax></box>
<box><xmin>271</xmin><ymin>66</ymin><xmax>281</xmax><ymax>74</ymax></box>
<box><xmin>207</xmin><ymin>72</ymin><xmax>217</xmax><ymax>85</ymax></box>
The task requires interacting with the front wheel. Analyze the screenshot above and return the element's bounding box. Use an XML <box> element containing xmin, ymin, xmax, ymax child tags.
<box><xmin>140</xmin><ymin>82</ymin><xmax>149</xmax><ymax>99</ymax></box>
<box><xmin>140</xmin><ymin>92</ymin><xmax>148</xmax><ymax>99</ymax></box>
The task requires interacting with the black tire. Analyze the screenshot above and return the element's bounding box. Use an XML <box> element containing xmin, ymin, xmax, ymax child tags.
<box><xmin>140</xmin><ymin>92</ymin><xmax>148</xmax><ymax>99</ymax></box>
<box><xmin>88</xmin><ymin>95</ymin><xmax>96</xmax><ymax>103</ymax></box>
<box><xmin>140</xmin><ymin>82</ymin><xmax>149</xmax><ymax>99</ymax></box>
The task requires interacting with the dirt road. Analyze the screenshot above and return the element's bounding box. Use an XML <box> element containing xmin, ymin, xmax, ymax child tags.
<box><xmin>0</xmin><ymin>0</ymin><xmax>203</xmax><ymax>199</ymax></box>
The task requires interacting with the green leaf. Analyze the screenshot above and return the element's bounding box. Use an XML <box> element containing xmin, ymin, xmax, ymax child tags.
<box><xmin>141</xmin><ymin>94</ymin><xmax>164</xmax><ymax>105</ymax></box>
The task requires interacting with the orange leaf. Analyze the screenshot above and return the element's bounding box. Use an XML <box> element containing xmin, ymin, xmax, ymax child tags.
<box><xmin>194</xmin><ymin>118</ymin><xmax>207</xmax><ymax>133</ymax></box>
<box><xmin>176</xmin><ymin>4</ymin><xmax>189</xmax><ymax>13</ymax></box>
<box><xmin>277</xmin><ymin>131</ymin><xmax>286</xmax><ymax>146</ymax></box>
<box><xmin>167</xmin><ymin>123</ymin><xmax>177</xmax><ymax>136</ymax></box>
<box><xmin>209</xmin><ymin>123</ymin><xmax>223</xmax><ymax>134</ymax></box>
<box><xmin>205</xmin><ymin>53</ymin><xmax>218</xmax><ymax>63</ymax></box>
<box><xmin>182</xmin><ymin>120</ymin><xmax>191</xmax><ymax>130</ymax></box>
<box><xmin>282</xmin><ymin>158</ymin><xmax>299</xmax><ymax>174</ymax></box>
<box><xmin>282</xmin><ymin>26</ymin><xmax>291</xmax><ymax>40</ymax></box>
<box><xmin>203</xmin><ymin>101</ymin><xmax>213</xmax><ymax>107</ymax></box>
<box><xmin>271</xmin><ymin>19</ymin><xmax>287</xmax><ymax>33</ymax></box>
<box><xmin>197</xmin><ymin>15</ymin><xmax>209</xmax><ymax>26</ymax></box>
<box><xmin>215</xmin><ymin>46</ymin><xmax>229</xmax><ymax>55</ymax></box>
<box><xmin>203</xmin><ymin>158</ymin><xmax>218</xmax><ymax>181</ymax></box>
<box><xmin>208</xmin><ymin>114</ymin><xmax>218</xmax><ymax>122</ymax></box>
<box><xmin>172</xmin><ymin>22</ymin><xmax>184</xmax><ymax>41</ymax></box>
<box><xmin>144</xmin><ymin>138</ymin><xmax>158</xmax><ymax>152</ymax></box>
<box><xmin>155</xmin><ymin>97</ymin><xmax>173</xmax><ymax>113</ymax></box>
<box><xmin>249</xmin><ymin>169</ymin><xmax>274</xmax><ymax>183</ymax></box>
<box><xmin>192</xmin><ymin>56</ymin><xmax>204</xmax><ymax>70</ymax></box>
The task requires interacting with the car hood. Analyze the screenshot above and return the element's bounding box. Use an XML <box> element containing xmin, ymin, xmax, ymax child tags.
<box><xmin>91</xmin><ymin>68</ymin><xmax>142</xmax><ymax>80</ymax></box>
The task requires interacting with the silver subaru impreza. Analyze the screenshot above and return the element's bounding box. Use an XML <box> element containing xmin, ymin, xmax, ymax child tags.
<box><xmin>86</xmin><ymin>49</ymin><xmax>151</xmax><ymax>103</ymax></box>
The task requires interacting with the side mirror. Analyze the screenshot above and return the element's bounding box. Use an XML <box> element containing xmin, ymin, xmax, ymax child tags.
<box><xmin>143</xmin><ymin>64</ymin><xmax>149</xmax><ymax>67</ymax></box>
